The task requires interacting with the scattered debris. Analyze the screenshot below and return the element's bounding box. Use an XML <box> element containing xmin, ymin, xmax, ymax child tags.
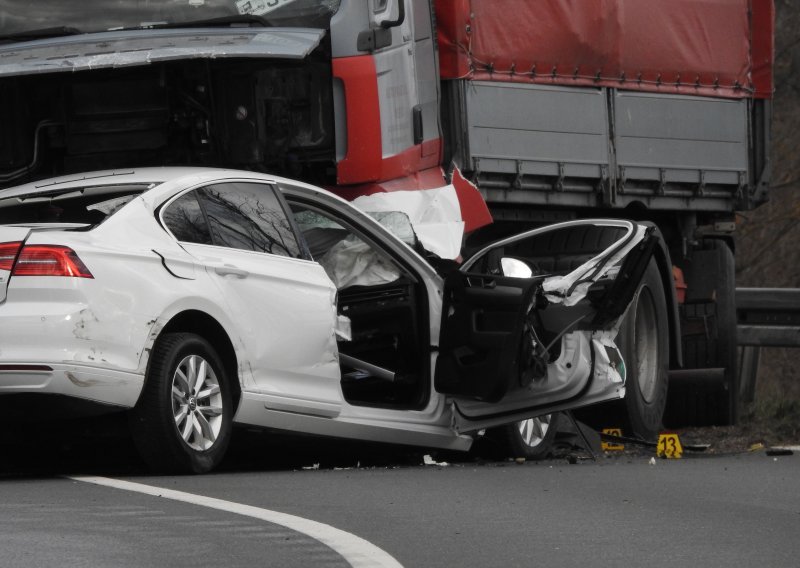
<box><xmin>648</xmin><ymin>457</ymin><xmax>656</xmax><ymax>465</ymax></box>
<box><xmin>556</xmin><ymin>412</ymin><xmax>600</xmax><ymax>461</ymax></box>
<box><xmin>302</xmin><ymin>463</ymin><xmax>320</xmax><ymax>470</ymax></box>
<box><xmin>514</xmin><ymin>457</ymin><xmax>526</xmax><ymax>465</ymax></box>
<box><xmin>766</xmin><ymin>447</ymin><xmax>794</xmax><ymax>456</ymax></box>
<box><xmin>600</xmin><ymin>430</ymin><xmax>708</xmax><ymax>454</ymax></box>
<box><xmin>749</xmin><ymin>443</ymin><xmax>765</xmax><ymax>452</ymax></box>
<box><xmin>423</xmin><ymin>455</ymin><xmax>449</xmax><ymax>467</ymax></box>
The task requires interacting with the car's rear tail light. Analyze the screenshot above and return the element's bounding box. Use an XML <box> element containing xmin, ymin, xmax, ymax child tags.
<box><xmin>0</xmin><ymin>241</ymin><xmax>22</xmax><ymax>271</ymax></box>
<box><xmin>13</xmin><ymin>245</ymin><xmax>94</xmax><ymax>278</ymax></box>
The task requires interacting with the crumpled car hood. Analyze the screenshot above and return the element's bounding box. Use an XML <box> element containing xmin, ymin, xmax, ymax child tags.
<box><xmin>0</xmin><ymin>27</ymin><xmax>325</xmax><ymax>77</ymax></box>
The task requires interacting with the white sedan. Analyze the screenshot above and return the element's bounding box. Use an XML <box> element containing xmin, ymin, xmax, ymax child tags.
<box><xmin>0</xmin><ymin>168</ymin><xmax>658</xmax><ymax>473</ymax></box>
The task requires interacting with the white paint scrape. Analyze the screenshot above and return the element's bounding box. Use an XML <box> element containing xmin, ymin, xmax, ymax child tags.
<box><xmin>70</xmin><ymin>476</ymin><xmax>403</xmax><ymax>568</ymax></box>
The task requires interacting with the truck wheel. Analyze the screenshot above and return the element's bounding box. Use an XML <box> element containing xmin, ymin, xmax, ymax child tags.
<box><xmin>616</xmin><ymin>259</ymin><xmax>670</xmax><ymax>439</ymax></box>
<box><xmin>494</xmin><ymin>413</ymin><xmax>560</xmax><ymax>460</ymax></box>
<box><xmin>130</xmin><ymin>333</ymin><xmax>233</xmax><ymax>474</ymax></box>
<box><xmin>666</xmin><ymin>240</ymin><xmax>738</xmax><ymax>426</ymax></box>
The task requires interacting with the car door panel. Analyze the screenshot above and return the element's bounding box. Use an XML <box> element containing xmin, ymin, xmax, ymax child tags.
<box><xmin>184</xmin><ymin>242</ymin><xmax>342</xmax><ymax>408</ymax></box>
<box><xmin>159</xmin><ymin>181</ymin><xmax>344</xmax><ymax>416</ymax></box>
<box><xmin>435</xmin><ymin>219</ymin><xmax>651</xmax><ymax>426</ymax></box>
<box><xmin>434</xmin><ymin>272</ymin><xmax>540</xmax><ymax>402</ymax></box>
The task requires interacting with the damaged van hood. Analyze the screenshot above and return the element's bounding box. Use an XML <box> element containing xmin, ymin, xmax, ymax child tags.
<box><xmin>0</xmin><ymin>27</ymin><xmax>325</xmax><ymax>77</ymax></box>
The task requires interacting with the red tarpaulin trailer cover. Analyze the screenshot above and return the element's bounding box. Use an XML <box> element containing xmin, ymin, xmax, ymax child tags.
<box><xmin>435</xmin><ymin>0</ymin><xmax>773</xmax><ymax>99</ymax></box>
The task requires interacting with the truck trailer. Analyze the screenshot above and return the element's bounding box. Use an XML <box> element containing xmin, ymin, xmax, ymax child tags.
<box><xmin>0</xmin><ymin>0</ymin><xmax>774</xmax><ymax>438</ymax></box>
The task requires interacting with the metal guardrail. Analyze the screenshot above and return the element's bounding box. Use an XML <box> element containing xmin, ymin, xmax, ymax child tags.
<box><xmin>736</xmin><ymin>287</ymin><xmax>800</xmax><ymax>402</ymax></box>
<box><xmin>737</xmin><ymin>288</ymin><xmax>800</xmax><ymax>347</ymax></box>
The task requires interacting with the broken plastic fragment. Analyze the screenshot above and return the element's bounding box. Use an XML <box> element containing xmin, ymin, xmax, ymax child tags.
<box><xmin>335</xmin><ymin>314</ymin><xmax>352</xmax><ymax>342</ymax></box>
<box><xmin>592</xmin><ymin>334</ymin><xmax>625</xmax><ymax>385</ymax></box>
<box><xmin>423</xmin><ymin>454</ymin><xmax>449</xmax><ymax>467</ymax></box>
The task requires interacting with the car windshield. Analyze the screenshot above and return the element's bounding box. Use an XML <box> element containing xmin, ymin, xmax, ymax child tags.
<box><xmin>0</xmin><ymin>183</ymin><xmax>153</xmax><ymax>227</ymax></box>
<box><xmin>0</xmin><ymin>0</ymin><xmax>341</xmax><ymax>38</ymax></box>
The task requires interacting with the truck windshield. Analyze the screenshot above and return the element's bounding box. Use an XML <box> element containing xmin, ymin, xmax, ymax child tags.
<box><xmin>0</xmin><ymin>0</ymin><xmax>341</xmax><ymax>39</ymax></box>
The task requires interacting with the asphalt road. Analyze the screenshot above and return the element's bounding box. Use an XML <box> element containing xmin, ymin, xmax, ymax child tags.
<box><xmin>1</xmin><ymin>422</ymin><xmax>799</xmax><ymax>568</ymax></box>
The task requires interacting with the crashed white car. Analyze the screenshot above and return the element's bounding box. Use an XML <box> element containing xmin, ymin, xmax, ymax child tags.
<box><xmin>0</xmin><ymin>168</ymin><xmax>657</xmax><ymax>472</ymax></box>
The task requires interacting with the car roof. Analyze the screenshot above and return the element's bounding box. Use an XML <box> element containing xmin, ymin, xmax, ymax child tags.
<box><xmin>0</xmin><ymin>167</ymin><xmax>332</xmax><ymax>201</ymax></box>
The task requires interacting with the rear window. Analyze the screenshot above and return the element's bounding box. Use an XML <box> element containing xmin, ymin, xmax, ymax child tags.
<box><xmin>0</xmin><ymin>183</ymin><xmax>153</xmax><ymax>227</ymax></box>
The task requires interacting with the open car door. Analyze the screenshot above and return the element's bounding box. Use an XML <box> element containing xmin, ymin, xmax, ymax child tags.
<box><xmin>434</xmin><ymin>219</ymin><xmax>659</xmax><ymax>430</ymax></box>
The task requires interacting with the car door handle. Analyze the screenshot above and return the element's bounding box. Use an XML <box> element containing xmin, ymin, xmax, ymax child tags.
<box><xmin>214</xmin><ymin>264</ymin><xmax>249</xmax><ymax>278</ymax></box>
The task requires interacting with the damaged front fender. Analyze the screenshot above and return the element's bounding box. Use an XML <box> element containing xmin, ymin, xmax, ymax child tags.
<box><xmin>435</xmin><ymin>219</ymin><xmax>660</xmax><ymax>421</ymax></box>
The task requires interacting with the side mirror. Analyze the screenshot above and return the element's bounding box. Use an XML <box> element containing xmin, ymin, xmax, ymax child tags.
<box><xmin>501</xmin><ymin>257</ymin><xmax>533</xmax><ymax>279</ymax></box>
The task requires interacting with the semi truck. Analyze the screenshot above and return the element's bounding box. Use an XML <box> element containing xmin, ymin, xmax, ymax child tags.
<box><xmin>0</xmin><ymin>0</ymin><xmax>774</xmax><ymax>438</ymax></box>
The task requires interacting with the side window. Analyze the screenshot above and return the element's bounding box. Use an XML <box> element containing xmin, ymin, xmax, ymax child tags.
<box><xmin>162</xmin><ymin>190</ymin><xmax>212</xmax><ymax>245</ymax></box>
<box><xmin>198</xmin><ymin>182</ymin><xmax>301</xmax><ymax>258</ymax></box>
<box><xmin>290</xmin><ymin>203</ymin><xmax>402</xmax><ymax>290</ymax></box>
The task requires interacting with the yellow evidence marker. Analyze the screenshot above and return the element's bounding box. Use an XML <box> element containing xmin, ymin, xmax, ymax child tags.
<box><xmin>656</xmin><ymin>433</ymin><xmax>683</xmax><ymax>459</ymax></box>
<box><xmin>601</xmin><ymin>428</ymin><xmax>624</xmax><ymax>451</ymax></box>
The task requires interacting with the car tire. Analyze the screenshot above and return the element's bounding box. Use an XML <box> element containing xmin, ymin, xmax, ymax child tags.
<box><xmin>493</xmin><ymin>413</ymin><xmax>560</xmax><ymax>460</ymax></box>
<box><xmin>130</xmin><ymin>332</ymin><xmax>233</xmax><ymax>474</ymax></box>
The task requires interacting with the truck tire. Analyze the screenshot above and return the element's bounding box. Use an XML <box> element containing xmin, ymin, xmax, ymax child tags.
<box><xmin>574</xmin><ymin>259</ymin><xmax>669</xmax><ymax>440</ymax></box>
<box><xmin>615</xmin><ymin>259</ymin><xmax>670</xmax><ymax>439</ymax></box>
<box><xmin>665</xmin><ymin>240</ymin><xmax>738</xmax><ymax>426</ymax></box>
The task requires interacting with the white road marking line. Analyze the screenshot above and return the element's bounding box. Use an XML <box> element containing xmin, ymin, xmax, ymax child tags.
<box><xmin>69</xmin><ymin>475</ymin><xmax>403</xmax><ymax>568</ymax></box>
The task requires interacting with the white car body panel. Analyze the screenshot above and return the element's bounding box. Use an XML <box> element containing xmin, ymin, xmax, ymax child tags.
<box><xmin>0</xmin><ymin>365</ymin><xmax>143</xmax><ymax>408</ymax></box>
<box><xmin>0</xmin><ymin>167</ymin><xmax>654</xmax><ymax>456</ymax></box>
<box><xmin>181</xmin><ymin>241</ymin><xmax>343</xmax><ymax>411</ymax></box>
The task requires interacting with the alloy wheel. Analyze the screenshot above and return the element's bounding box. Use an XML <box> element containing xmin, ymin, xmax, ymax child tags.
<box><xmin>517</xmin><ymin>414</ymin><xmax>553</xmax><ymax>448</ymax></box>
<box><xmin>171</xmin><ymin>354</ymin><xmax>223</xmax><ymax>451</ymax></box>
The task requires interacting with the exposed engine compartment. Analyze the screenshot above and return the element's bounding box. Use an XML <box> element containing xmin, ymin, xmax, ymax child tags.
<box><xmin>0</xmin><ymin>54</ymin><xmax>336</xmax><ymax>189</ymax></box>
